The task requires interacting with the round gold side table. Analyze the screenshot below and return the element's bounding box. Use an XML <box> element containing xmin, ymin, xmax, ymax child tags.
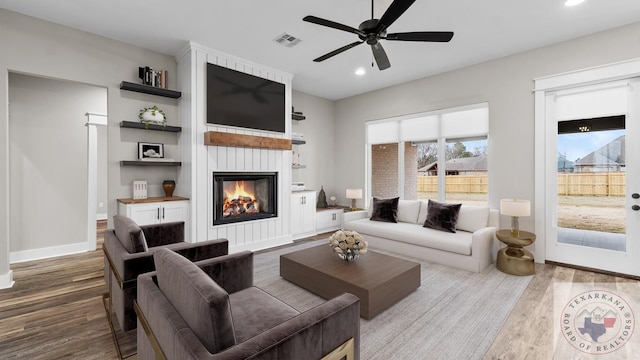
<box><xmin>495</xmin><ymin>229</ymin><xmax>536</xmax><ymax>276</ymax></box>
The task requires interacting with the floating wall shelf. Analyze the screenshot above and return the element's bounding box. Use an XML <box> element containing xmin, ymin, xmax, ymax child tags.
<box><xmin>120</xmin><ymin>161</ymin><xmax>182</xmax><ymax>167</ymax></box>
<box><xmin>120</xmin><ymin>121</ymin><xmax>182</xmax><ymax>132</ymax></box>
<box><xmin>120</xmin><ymin>81</ymin><xmax>182</xmax><ymax>99</ymax></box>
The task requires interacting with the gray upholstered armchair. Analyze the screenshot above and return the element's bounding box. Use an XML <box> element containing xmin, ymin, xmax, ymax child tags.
<box><xmin>103</xmin><ymin>215</ymin><xmax>229</xmax><ymax>332</ymax></box>
<box><xmin>135</xmin><ymin>248</ymin><xmax>361</xmax><ymax>360</ymax></box>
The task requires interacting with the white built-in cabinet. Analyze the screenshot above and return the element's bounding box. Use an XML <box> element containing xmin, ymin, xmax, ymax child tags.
<box><xmin>316</xmin><ymin>207</ymin><xmax>344</xmax><ymax>233</ymax></box>
<box><xmin>117</xmin><ymin>197</ymin><xmax>190</xmax><ymax>226</ymax></box>
<box><xmin>291</xmin><ymin>191</ymin><xmax>316</xmax><ymax>240</ymax></box>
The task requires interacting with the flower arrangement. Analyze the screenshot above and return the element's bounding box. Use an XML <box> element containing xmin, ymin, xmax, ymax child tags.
<box><xmin>329</xmin><ymin>230</ymin><xmax>368</xmax><ymax>262</ymax></box>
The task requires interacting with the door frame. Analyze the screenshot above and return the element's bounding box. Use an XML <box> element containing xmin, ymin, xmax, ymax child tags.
<box><xmin>534</xmin><ymin>58</ymin><xmax>640</xmax><ymax>274</ymax></box>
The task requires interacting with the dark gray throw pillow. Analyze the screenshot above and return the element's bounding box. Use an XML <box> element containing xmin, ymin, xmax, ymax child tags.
<box><xmin>370</xmin><ymin>197</ymin><xmax>399</xmax><ymax>223</ymax></box>
<box><xmin>423</xmin><ymin>200</ymin><xmax>462</xmax><ymax>233</ymax></box>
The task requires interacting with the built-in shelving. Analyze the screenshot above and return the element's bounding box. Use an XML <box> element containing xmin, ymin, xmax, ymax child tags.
<box><xmin>292</xmin><ymin>139</ymin><xmax>306</xmax><ymax>145</ymax></box>
<box><xmin>120</xmin><ymin>81</ymin><xmax>182</xmax><ymax>99</ymax></box>
<box><xmin>120</xmin><ymin>161</ymin><xmax>182</xmax><ymax>167</ymax></box>
<box><xmin>120</xmin><ymin>121</ymin><xmax>182</xmax><ymax>132</ymax></box>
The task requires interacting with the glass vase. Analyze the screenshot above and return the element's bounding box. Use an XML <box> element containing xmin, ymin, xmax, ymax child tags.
<box><xmin>338</xmin><ymin>252</ymin><xmax>359</xmax><ymax>262</ymax></box>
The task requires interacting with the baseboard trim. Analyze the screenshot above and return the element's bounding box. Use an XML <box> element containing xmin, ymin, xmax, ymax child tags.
<box><xmin>545</xmin><ymin>260</ymin><xmax>640</xmax><ymax>281</ymax></box>
<box><xmin>0</xmin><ymin>270</ymin><xmax>15</xmax><ymax>289</ymax></box>
<box><xmin>10</xmin><ymin>242</ymin><xmax>88</xmax><ymax>263</ymax></box>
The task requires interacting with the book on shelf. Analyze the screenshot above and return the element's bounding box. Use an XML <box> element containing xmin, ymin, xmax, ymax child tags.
<box><xmin>138</xmin><ymin>66</ymin><xmax>167</xmax><ymax>89</ymax></box>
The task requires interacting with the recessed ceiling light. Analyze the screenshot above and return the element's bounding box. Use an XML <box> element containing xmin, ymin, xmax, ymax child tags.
<box><xmin>565</xmin><ymin>0</ymin><xmax>585</xmax><ymax>7</ymax></box>
<box><xmin>355</xmin><ymin>67</ymin><xmax>366</xmax><ymax>76</ymax></box>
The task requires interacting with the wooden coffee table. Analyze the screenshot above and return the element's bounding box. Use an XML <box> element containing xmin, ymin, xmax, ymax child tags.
<box><xmin>280</xmin><ymin>244</ymin><xmax>421</xmax><ymax>319</ymax></box>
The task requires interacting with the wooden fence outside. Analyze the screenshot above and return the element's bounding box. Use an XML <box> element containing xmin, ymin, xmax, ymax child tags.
<box><xmin>417</xmin><ymin>172</ymin><xmax>626</xmax><ymax>196</ymax></box>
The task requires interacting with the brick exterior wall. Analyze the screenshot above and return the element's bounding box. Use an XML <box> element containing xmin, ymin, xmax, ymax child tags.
<box><xmin>371</xmin><ymin>143</ymin><xmax>417</xmax><ymax>199</ymax></box>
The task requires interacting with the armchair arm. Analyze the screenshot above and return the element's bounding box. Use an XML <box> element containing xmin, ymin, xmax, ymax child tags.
<box><xmin>194</xmin><ymin>251</ymin><xmax>254</xmax><ymax>294</ymax></box>
<box><xmin>210</xmin><ymin>293</ymin><xmax>360</xmax><ymax>360</ymax></box>
<box><xmin>104</xmin><ymin>229</ymin><xmax>230</xmax><ymax>286</ymax></box>
<box><xmin>137</xmin><ymin>275</ymin><xmax>359</xmax><ymax>360</ymax></box>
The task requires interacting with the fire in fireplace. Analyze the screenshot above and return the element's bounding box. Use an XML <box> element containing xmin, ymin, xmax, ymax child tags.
<box><xmin>213</xmin><ymin>172</ymin><xmax>277</xmax><ymax>225</ymax></box>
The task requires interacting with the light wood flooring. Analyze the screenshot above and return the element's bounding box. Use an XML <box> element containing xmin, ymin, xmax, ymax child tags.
<box><xmin>1</xmin><ymin>224</ymin><xmax>638</xmax><ymax>359</ymax></box>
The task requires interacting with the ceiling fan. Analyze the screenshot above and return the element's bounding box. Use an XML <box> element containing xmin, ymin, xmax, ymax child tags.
<box><xmin>303</xmin><ymin>0</ymin><xmax>454</xmax><ymax>70</ymax></box>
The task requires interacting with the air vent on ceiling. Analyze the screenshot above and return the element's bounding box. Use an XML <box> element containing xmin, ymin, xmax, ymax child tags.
<box><xmin>273</xmin><ymin>33</ymin><xmax>302</xmax><ymax>48</ymax></box>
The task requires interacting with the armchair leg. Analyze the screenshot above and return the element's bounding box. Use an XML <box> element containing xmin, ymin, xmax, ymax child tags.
<box><xmin>321</xmin><ymin>338</ymin><xmax>355</xmax><ymax>360</ymax></box>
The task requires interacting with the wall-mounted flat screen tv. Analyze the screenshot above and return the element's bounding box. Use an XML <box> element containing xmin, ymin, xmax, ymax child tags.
<box><xmin>207</xmin><ymin>63</ymin><xmax>285</xmax><ymax>133</ymax></box>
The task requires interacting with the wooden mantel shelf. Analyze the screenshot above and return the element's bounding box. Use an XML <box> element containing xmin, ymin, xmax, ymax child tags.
<box><xmin>204</xmin><ymin>131</ymin><xmax>292</xmax><ymax>150</ymax></box>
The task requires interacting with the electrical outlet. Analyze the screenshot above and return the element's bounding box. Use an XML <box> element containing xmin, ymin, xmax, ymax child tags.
<box><xmin>99</xmin><ymin>202</ymin><xmax>104</xmax><ymax>208</ymax></box>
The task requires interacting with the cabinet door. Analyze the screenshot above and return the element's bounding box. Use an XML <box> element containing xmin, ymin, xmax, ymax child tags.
<box><xmin>300</xmin><ymin>195</ymin><xmax>316</xmax><ymax>234</ymax></box>
<box><xmin>316</xmin><ymin>209</ymin><xmax>343</xmax><ymax>233</ymax></box>
<box><xmin>127</xmin><ymin>203</ymin><xmax>162</xmax><ymax>225</ymax></box>
<box><xmin>161</xmin><ymin>201</ymin><xmax>189</xmax><ymax>224</ymax></box>
<box><xmin>291</xmin><ymin>193</ymin><xmax>303</xmax><ymax>235</ymax></box>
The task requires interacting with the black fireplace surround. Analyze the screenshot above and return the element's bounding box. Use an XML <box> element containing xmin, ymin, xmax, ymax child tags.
<box><xmin>213</xmin><ymin>172</ymin><xmax>277</xmax><ymax>225</ymax></box>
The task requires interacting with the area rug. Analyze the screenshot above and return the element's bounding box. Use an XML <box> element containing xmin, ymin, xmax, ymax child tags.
<box><xmin>253</xmin><ymin>240</ymin><xmax>533</xmax><ymax>360</ymax></box>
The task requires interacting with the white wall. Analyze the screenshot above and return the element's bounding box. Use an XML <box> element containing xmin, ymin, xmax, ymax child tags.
<box><xmin>291</xmin><ymin>91</ymin><xmax>337</xmax><ymax>202</ymax></box>
<box><xmin>0</xmin><ymin>9</ymin><xmax>179</xmax><ymax>287</ymax></box>
<box><xmin>8</xmin><ymin>73</ymin><xmax>106</xmax><ymax>256</ymax></box>
<box><xmin>333</xmin><ymin>21</ymin><xmax>640</xmax><ymax>253</ymax></box>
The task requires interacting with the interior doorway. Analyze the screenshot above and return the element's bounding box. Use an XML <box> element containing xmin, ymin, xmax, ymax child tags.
<box><xmin>8</xmin><ymin>73</ymin><xmax>107</xmax><ymax>262</ymax></box>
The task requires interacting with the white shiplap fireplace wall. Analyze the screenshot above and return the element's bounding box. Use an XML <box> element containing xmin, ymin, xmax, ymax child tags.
<box><xmin>177</xmin><ymin>42</ymin><xmax>294</xmax><ymax>252</ymax></box>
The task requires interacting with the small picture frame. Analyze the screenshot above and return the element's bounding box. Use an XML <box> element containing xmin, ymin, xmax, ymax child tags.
<box><xmin>138</xmin><ymin>142</ymin><xmax>164</xmax><ymax>159</ymax></box>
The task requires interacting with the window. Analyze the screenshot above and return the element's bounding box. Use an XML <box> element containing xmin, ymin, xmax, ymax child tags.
<box><xmin>366</xmin><ymin>103</ymin><xmax>489</xmax><ymax>207</ymax></box>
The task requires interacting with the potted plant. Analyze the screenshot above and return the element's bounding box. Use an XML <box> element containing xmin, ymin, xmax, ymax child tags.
<box><xmin>139</xmin><ymin>105</ymin><xmax>166</xmax><ymax>129</ymax></box>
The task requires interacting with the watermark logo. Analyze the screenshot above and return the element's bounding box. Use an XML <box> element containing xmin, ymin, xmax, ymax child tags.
<box><xmin>561</xmin><ymin>289</ymin><xmax>635</xmax><ymax>355</ymax></box>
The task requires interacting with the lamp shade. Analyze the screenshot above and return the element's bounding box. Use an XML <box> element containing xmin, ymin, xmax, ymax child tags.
<box><xmin>346</xmin><ymin>188</ymin><xmax>363</xmax><ymax>199</ymax></box>
<box><xmin>500</xmin><ymin>199</ymin><xmax>531</xmax><ymax>217</ymax></box>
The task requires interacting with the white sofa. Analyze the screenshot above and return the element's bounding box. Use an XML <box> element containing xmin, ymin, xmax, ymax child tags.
<box><xmin>343</xmin><ymin>200</ymin><xmax>498</xmax><ymax>273</ymax></box>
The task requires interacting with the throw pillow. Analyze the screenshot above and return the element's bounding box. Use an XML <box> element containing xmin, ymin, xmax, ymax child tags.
<box><xmin>113</xmin><ymin>215</ymin><xmax>148</xmax><ymax>253</ymax></box>
<box><xmin>154</xmin><ymin>248</ymin><xmax>236</xmax><ymax>353</ymax></box>
<box><xmin>396</xmin><ymin>200</ymin><xmax>421</xmax><ymax>224</ymax></box>
<box><xmin>370</xmin><ymin>197</ymin><xmax>399</xmax><ymax>223</ymax></box>
<box><xmin>456</xmin><ymin>206</ymin><xmax>490</xmax><ymax>233</ymax></box>
<box><xmin>423</xmin><ymin>200</ymin><xmax>462</xmax><ymax>233</ymax></box>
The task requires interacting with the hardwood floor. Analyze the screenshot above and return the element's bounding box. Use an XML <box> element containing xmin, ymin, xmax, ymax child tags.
<box><xmin>1</xmin><ymin>224</ymin><xmax>638</xmax><ymax>359</ymax></box>
<box><xmin>0</xmin><ymin>220</ymin><xmax>119</xmax><ymax>359</ymax></box>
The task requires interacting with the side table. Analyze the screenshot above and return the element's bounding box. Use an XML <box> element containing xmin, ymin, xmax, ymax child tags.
<box><xmin>495</xmin><ymin>229</ymin><xmax>536</xmax><ymax>276</ymax></box>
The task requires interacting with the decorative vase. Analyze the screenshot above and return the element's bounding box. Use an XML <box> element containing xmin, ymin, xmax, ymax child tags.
<box><xmin>338</xmin><ymin>252</ymin><xmax>359</xmax><ymax>262</ymax></box>
<box><xmin>162</xmin><ymin>180</ymin><xmax>175</xmax><ymax>198</ymax></box>
<box><xmin>141</xmin><ymin>109</ymin><xmax>165</xmax><ymax>124</ymax></box>
<box><xmin>317</xmin><ymin>186</ymin><xmax>328</xmax><ymax>208</ymax></box>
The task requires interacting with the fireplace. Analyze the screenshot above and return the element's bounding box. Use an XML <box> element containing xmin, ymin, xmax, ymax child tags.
<box><xmin>213</xmin><ymin>172</ymin><xmax>277</xmax><ymax>225</ymax></box>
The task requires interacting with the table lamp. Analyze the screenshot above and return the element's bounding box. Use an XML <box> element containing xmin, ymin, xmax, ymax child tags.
<box><xmin>500</xmin><ymin>198</ymin><xmax>531</xmax><ymax>237</ymax></box>
<box><xmin>346</xmin><ymin>188</ymin><xmax>362</xmax><ymax>211</ymax></box>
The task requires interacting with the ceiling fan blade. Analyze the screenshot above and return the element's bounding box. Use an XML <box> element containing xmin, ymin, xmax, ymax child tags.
<box><xmin>303</xmin><ymin>16</ymin><xmax>364</xmax><ymax>36</ymax></box>
<box><xmin>313</xmin><ymin>41</ymin><xmax>364</xmax><ymax>62</ymax></box>
<box><xmin>371</xmin><ymin>42</ymin><xmax>391</xmax><ymax>70</ymax></box>
<box><xmin>386</xmin><ymin>31</ymin><xmax>454</xmax><ymax>42</ymax></box>
<box><xmin>376</xmin><ymin>0</ymin><xmax>416</xmax><ymax>34</ymax></box>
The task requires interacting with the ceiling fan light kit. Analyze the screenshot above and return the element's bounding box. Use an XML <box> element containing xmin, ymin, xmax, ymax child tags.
<box><xmin>303</xmin><ymin>0</ymin><xmax>454</xmax><ymax>70</ymax></box>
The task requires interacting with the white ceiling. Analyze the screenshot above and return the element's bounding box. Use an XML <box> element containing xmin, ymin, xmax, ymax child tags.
<box><xmin>2</xmin><ymin>0</ymin><xmax>640</xmax><ymax>100</ymax></box>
